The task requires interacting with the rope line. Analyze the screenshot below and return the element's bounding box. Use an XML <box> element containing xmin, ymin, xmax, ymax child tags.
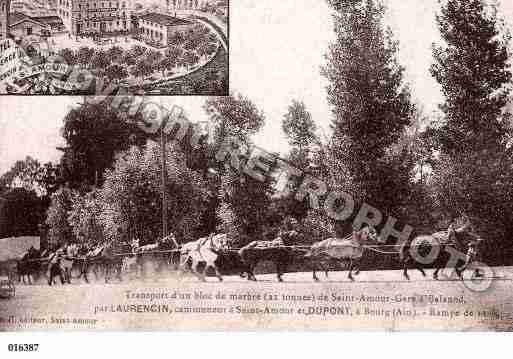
<box><xmin>18</xmin><ymin>243</ymin><xmax>452</xmax><ymax>264</ymax></box>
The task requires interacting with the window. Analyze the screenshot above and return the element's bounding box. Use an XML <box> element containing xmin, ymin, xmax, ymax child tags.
<box><xmin>26</xmin><ymin>26</ymin><xmax>32</xmax><ymax>35</ymax></box>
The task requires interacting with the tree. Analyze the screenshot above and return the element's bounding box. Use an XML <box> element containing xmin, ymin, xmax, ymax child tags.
<box><xmin>165</xmin><ymin>45</ymin><xmax>184</xmax><ymax>62</ymax></box>
<box><xmin>99</xmin><ymin>143</ymin><xmax>208</xmax><ymax>243</ymax></box>
<box><xmin>106</xmin><ymin>46</ymin><xmax>125</xmax><ymax>64</ymax></box>
<box><xmin>0</xmin><ymin>157</ymin><xmax>60</xmax><ymax>197</ymax></box>
<box><xmin>196</xmin><ymin>42</ymin><xmax>210</xmax><ymax>60</ymax></box>
<box><xmin>131</xmin><ymin>44</ymin><xmax>148</xmax><ymax>58</ymax></box>
<box><xmin>124</xmin><ymin>54</ymin><xmax>137</xmax><ymax>67</ymax></box>
<box><xmin>91</xmin><ymin>49</ymin><xmax>110</xmax><ymax>70</ymax></box>
<box><xmin>76</xmin><ymin>47</ymin><xmax>95</xmax><ymax>67</ymax></box>
<box><xmin>105</xmin><ymin>64</ymin><xmax>129</xmax><ymax>82</ymax></box>
<box><xmin>184</xmin><ymin>39</ymin><xmax>199</xmax><ymax>52</ymax></box>
<box><xmin>431</xmin><ymin>0</ymin><xmax>511</xmax><ymax>156</ymax></box>
<box><xmin>430</xmin><ymin>0</ymin><xmax>513</xmax><ymax>263</ymax></box>
<box><xmin>277</xmin><ymin>100</ymin><xmax>319</xmax><ymax>221</ymax></box>
<box><xmin>59</xmin><ymin>101</ymin><xmax>147</xmax><ymax>189</ymax></box>
<box><xmin>282</xmin><ymin>100</ymin><xmax>318</xmax><ymax>169</ymax></box>
<box><xmin>0</xmin><ymin>188</ymin><xmax>44</xmax><ymax>238</ymax></box>
<box><xmin>157</xmin><ymin>57</ymin><xmax>175</xmax><ymax>76</ymax></box>
<box><xmin>0</xmin><ymin>156</ymin><xmax>43</xmax><ymax>192</ymax></box>
<box><xmin>301</xmin><ymin>208</ymin><xmax>336</xmax><ymax>244</ymax></box>
<box><xmin>204</xmin><ymin>94</ymin><xmax>272</xmax><ymax>244</ymax></box>
<box><xmin>68</xmin><ymin>189</ymin><xmax>104</xmax><ymax>245</ymax></box>
<box><xmin>182</xmin><ymin>51</ymin><xmax>199</xmax><ymax>70</ymax></box>
<box><xmin>46</xmin><ymin>187</ymin><xmax>75</xmax><ymax>246</ymax></box>
<box><xmin>146</xmin><ymin>49</ymin><xmax>163</xmax><ymax>66</ymax></box>
<box><xmin>205</xmin><ymin>93</ymin><xmax>265</xmax><ymax>144</ymax></box>
<box><xmin>168</xmin><ymin>31</ymin><xmax>186</xmax><ymax>46</ymax></box>
<box><xmin>130</xmin><ymin>57</ymin><xmax>154</xmax><ymax>78</ymax></box>
<box><xmin>322</xmin><ymin>0</ymin><xmax>415</xmax><ymax>222</ymax></box>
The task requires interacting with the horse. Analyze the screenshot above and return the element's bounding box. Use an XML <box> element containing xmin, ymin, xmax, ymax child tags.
<box><xmin>131</xmin><ymin>234</ymin><xmax>179</xmax><ymax>277</ymax></box>
<box><xmin>17</xmin><ymin>246</ymin><xmax>42</xmax><ymax>284</ymax></box>
<box><xmin>99</xmin><ymin>241</ymin><xmax>128</xmax><ymax>283</ymax></box>
<box><xmin>238</xmin><ymin>235</ymin><xmax>306</xmax><ymax>282</ymax></box>
<box><xmin>400</xmin><ymin>221</ymin><xmax>484</xmax><ymax>281</ymax></box>
<box><xmin>179</xmin><ymin>233</ymin><xmax>231</xmax><ymax>282</ymax></box>
<box><xmin>70</xmin><ymin>243</ymin><xmax>99</xmax><ymax>283</ymax></box>
<box><xmin>83</xmin><ymin>243</ymin><xmax>108</xmax><ymax>281</ymax></box>
<box><xmin>305</xmin><ymin>226</ymin><xmax>379</xmax><ymax>282</ymax></box>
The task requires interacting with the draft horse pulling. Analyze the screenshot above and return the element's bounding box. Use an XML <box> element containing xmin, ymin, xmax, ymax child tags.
<box><xmin>14</xmin><ymin>220</ymin><xmax>483</xmax><ymax>284</ymax></box>
<box><xmin>400</xmin><ymin>221</ymin><xmax>484</xmax><ymax>281</ymax></box>
<box><xmin>305</xmin><ymin>226</ymin><xmax>379</xmax><ymax>282</ymax></box>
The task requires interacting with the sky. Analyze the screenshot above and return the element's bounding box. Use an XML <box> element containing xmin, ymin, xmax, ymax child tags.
<box><xmin>1</xmin><ymin>0</ymin><xmax>513</xmax><ymax>175</ymax></box>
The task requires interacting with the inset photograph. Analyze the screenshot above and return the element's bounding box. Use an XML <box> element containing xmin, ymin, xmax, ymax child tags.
<box><xmin>0</xmin><ymin>0</ymin><xmax>228</xmax><ymax>95</ymax></box>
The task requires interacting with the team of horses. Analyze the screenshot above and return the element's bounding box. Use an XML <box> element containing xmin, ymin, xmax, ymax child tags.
<box><xmin>15</xmin><ymin>222</ymin><xmax>484</xmax><ymax>284</ymax></box>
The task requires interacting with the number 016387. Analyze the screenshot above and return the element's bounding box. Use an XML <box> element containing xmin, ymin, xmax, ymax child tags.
<box><xmin>7</xmin><ymin>344</ymin><xmax>39</xmax><ymax>352</ymax></box>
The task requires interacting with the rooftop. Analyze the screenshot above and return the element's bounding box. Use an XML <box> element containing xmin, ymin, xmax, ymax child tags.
<box><xmin>32</xmin><ymin>15</ymin><xmax>63</xmax><ymax>23</ymax></box>
<box><xmin>139</xmin><ymin>13</ymin><xmax>192</xmax><ymax>27</ymax></box>
<box><xmin>9</xmin><ymin>11</ymin><xmax>32</xmax><ymax>25</ymax></box>
<box><xmin>9</xmin><ymin>12</ymin><xmax>51</xmax><ymax>27</ymax></box>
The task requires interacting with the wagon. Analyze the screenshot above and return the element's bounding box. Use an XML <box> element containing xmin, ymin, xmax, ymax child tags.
<box><xmin>0</xmin><ymin>275</ymin><xmax>15</xmax><ymax>299</ymax></box>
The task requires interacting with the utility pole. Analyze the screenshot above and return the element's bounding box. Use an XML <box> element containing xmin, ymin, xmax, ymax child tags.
<box><xmin>161</xmin><ymin>123</ymin><xmax>168</xmax><ymax>239</ymax></box>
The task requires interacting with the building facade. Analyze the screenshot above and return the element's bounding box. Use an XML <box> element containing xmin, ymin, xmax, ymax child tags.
<box><xmin>9</xmin><ymin>12</ymin><xmax>50</xmax><ymax>37</ymax></box>
<box><xmin>57</xmin><ymin>0</ymin><xmax>132</xmax><ymax>35</ymax></box>
<box><xmin>32</xmin><ymin>15</ymin><xmax>65</xmax><ymax>32</ymax></box>
<box><xmin>138</xmin><ymin>12</ymin><xmax>193</xmax><ymax>47</ymax></box>
<box><xmin>0</xmin><ymin>0</ymin><xmax>10</xmax><ymax>40</ymax></box>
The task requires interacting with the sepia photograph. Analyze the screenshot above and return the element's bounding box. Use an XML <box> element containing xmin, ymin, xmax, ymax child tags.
<box><xmin>0</xmin><ymin>0</ymin><xmax>513</xmax><ymax>336</ymax></box>
<box><xmin>0</xmin><ymin>0</ymin><xmax>229</xmax><ymax>95</ymax></box>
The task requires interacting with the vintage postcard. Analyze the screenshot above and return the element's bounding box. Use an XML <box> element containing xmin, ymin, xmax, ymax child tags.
<box><xmin>1</xmin><ymin>0</ymin><xmax>513</xmax><ymax>333</ymax></box>
<box><xmin>0</xmin><ymin>0</ymin><xmax>229</xmax><ymax>95</ymax></box>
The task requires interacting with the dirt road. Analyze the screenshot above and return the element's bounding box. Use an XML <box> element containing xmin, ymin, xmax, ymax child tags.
<box><xmin>1</xmin><ymin>268</ymin><xmax>512</xmax><ymax>331</ymax></box>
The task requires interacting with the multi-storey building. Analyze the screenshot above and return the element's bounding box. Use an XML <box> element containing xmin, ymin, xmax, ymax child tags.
<box><xmin>9</xmin><ymin>11</ymin><xmax>50</xmax><ymax>37</ymax></box>
<box><xmin>0</xmin><ymin>0</ymin><xmax>10</xmax><ymax>40</ymax></box>
<box><xmin>138</xmin><ymin>12</ymin><xmax>193</xmax><ymax>47</ymax></box>
<box><xmin>57</xmin><ymin>0</ymin><xmax>132</xmax><ymax>35</ymax></box>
